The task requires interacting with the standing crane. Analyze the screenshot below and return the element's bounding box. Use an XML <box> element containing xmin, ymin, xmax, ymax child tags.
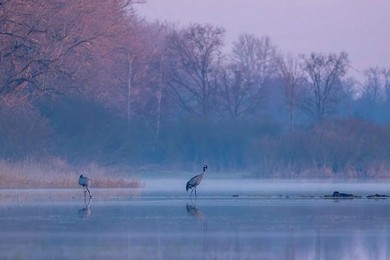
<box><xmin>186</xmin><ymin>165</ymin><xmax>207</xmax><ymax>198</ymax></box>
<box><xmin>78</xmin><ymin>175</ymin><xmax>92</xmax><ymax>198</ymax></box>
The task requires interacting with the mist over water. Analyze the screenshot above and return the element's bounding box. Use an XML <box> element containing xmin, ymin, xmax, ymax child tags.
<box><xmin>1</xmin><ymin>180</ymin><xmax>390</xmax><ymax>259</ymax></box>
<box><xmin>145</xmin><ymin>179</ymin><xmax>390</xmax><ymax>198</ymax></box>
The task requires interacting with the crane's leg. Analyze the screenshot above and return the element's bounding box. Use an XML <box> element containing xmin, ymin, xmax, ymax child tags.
<box><xmin>191</xmin><ymin>198</ymin><xmax>196</xmax><ymax>207</ymax></box>
<box><xmin>190</xmin><ymin>188</ymin><xmax>194</xmax><ymax>198</ymax></box>
<box><xmin>86</xmin><ymin>187</ymin><xmax>92</xmax><ymax>198</ymax></box>
<box><xmin>83</xmin><ymin>187</ymin><xmax>87</xmax><ymax>198</ymax></box>
<box><xmin>195</xmin><ymin>187</ymin><xmax>197</xmax><ymax>197</ymax></box>
<box><xmin>86</xmin><ymin>196</ymin><xmax>91</xmax><ymax>207</ymax></box>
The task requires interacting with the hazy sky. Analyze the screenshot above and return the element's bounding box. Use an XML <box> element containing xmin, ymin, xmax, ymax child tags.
<box><xmin>136</xmin><ymin>0</ymin><xmax>390</xmax><ymax>79</ymax></box>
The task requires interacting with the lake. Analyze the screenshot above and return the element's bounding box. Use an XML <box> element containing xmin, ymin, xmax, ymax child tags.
<box><xmin>1</xmin><ymin>179</ymin><xmax>390</xmax><ymax>259</ymax></box>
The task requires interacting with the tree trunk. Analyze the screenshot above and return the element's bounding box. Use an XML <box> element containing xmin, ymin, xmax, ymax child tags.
<box><xmin>127</xmin><ymin>53</ymin><xmax>134</xmax><ymax>123</ymax></box>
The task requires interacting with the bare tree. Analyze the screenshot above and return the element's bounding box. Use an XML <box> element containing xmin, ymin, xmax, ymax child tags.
<box><xmin>108</xmin><ymin>23</ymin><xmax>149</xmax><ymax>122</ymax></box>
<box><xmin>166</xmin><ymin>23</ymin><xmax>225</xmax><ymax>117</ymax></box>
<box><xmin>362</xmin><ymin>67</ymin><xmax>386</xmax><ymax>103</ymax></box>
<box><xmin>231</xmin><ymin>34</ymin><xmax>277</xmax><ymax>87</ymax></box>
<box><xmin>358</xmin><ymin>67</ymin><xmax>390</xmax><ymax>121</ymax></box>
<box><xmin>383</xmin><ymin>68</ymin><xmax>390</xmax><ymax>101</ymax></box>
<box><xmin>218</xmin><ymin>63</ymin><xmax>253</xmax><ymax>118</ymax></box>
<box><xmin>0</xmin><ymin>0</ymin><xmax>137</xmax><ymax>101</ymax></box>
<box><xmin>131</xmin><ymin>22</ymin><xmax>173</xmax><ymax>142</ymax></box>
<box><xmin>276</xmin><ymin>53</ymin><xmax>304</xmax><ymax>130</ymax></box>
<box><xmin>300</xmin><ymin>52</ymin><xmax>350</xmax><ymax>121</ymax></box>
<box><xmin>219</xmin><ymin>34</ymin><xmax>277</xmax><ymax>118</ymax></box>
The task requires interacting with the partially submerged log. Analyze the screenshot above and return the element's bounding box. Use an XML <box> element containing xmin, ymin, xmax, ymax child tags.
<box><xmin>324</xmin><ymin>191</ymin><xmax>359</xmax><ymax>199</ymax></box>
<box><xmin>367</xmin><ymin>194</ymin><xmax>390</xmax><ymax>199</ymax></box>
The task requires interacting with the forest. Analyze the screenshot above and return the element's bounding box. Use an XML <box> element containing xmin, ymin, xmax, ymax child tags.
<box><xmin>1</xmin><ymin>0</ymin><xmax>390</xmax><ymax>179</ymax></box>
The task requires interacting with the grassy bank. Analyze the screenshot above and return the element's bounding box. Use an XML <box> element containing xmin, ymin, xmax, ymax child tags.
<box><xmin>0</xmin><ymin>159</ymin><xmax>144</xmax><ymax>189</ymax></box>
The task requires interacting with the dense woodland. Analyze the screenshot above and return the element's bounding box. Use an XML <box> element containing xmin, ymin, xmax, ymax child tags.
<box><xmin>1</xmin><ymin>0</ymin><xmax>390</xmax><ymax>178</ymax></box>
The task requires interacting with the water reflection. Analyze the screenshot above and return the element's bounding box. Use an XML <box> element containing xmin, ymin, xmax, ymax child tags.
<box><xmin>3</xmin><ymin>182</ymin><xmax>390</xmax><ymax>259</ymax></box>
<box><xmin>186</xmin><ymin>201</ymin><xmax>207</xmax><ymax>231</ymax></box>
<box><xmin>78</xmin><ymin>197</ymin><xmax>91</xmax><ymax>218</ymax></box>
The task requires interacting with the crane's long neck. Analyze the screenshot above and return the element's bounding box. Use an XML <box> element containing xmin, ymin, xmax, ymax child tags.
<box><xmin>197</xmin><ymin>171</ymin><xmax>205</xmax><ymax>183</ymax></box>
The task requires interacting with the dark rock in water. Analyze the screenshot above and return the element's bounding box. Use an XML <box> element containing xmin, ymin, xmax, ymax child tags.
<box><xmin>333</xmin><ymin>191</ymin><xmax>354</xmax><ymax>197</ymax></box>
<box><xmin>232</xmin><ymin>194</ymin><xmax>239</xmax><ymax>198</ymax></box>
<box><xmin>367</xmin><ymin>194</ymin><xmax>390</xmax><ymax>199</ymax></box>
<box><xmin>324</xmin><ymin>191</ymin><xmax>356</xmax><ymax>199</ymax></box>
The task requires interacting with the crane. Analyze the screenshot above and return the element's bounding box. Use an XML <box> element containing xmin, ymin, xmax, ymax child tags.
<box><xmin>186</xmin><ymin>165</ymin><xmax>207</xmax><ymax>198</ymax></box>
<box><xmin>78</xmin><ymin>174</ymin><xmax>92</xmax><ymax>198</ymax></box>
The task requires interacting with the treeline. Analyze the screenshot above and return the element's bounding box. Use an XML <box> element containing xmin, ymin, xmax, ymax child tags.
<box><xmin>1</xmin><ymin>0</ymin><xmax>390</xmax><ymax>178</ymax></box>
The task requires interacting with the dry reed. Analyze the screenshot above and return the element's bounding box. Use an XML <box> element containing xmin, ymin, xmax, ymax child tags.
<box><xmin>0</xmin><ymin>159</ymin><xmax>144</xmax><ymax>189</ymax></box>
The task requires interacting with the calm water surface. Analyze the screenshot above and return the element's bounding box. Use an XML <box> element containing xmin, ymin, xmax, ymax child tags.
<box><xmin>1</xmin><ymin>180</ymin><xmax>390</xmax><ymax>259</ymax></box>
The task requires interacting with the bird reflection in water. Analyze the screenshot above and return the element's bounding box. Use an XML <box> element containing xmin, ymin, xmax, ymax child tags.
<box><xmin>78</xmin><ymin>197</ymin><xmax>91</xmax><ymax>218</ymax></box>
<box><xmin>186</xmin><ymin>201</ymin><xmax>207</xmax><ymax>231</ymax></box>
<box><xmin>186</xmin><ymin>201</ymin><xmax>208</xmax><ymax>259</ymax></box>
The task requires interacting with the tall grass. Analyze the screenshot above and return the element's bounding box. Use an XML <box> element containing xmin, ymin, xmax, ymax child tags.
<box><xmin>0</xmin><ymin>159</ymin><xmax>144</xmax><ymax>189</ymax></box>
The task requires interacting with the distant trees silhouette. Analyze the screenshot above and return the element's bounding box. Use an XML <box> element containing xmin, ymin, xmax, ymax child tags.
<box><xmin>1</xmin><ymin>0</ymin><xmax>390</xmax><ymax>177</ymax></box>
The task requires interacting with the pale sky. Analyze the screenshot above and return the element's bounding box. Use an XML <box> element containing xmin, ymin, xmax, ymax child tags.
<box><xmin>136</xmin><ymin>0</ymin><xmax>390</xmax><ymax>80</ymax></box>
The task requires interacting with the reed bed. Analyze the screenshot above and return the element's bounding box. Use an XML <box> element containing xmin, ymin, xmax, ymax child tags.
<box><xmin>0</xmin><ymin>159</ymin><xmax>144</xmax><ymax>189</ymax></box>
